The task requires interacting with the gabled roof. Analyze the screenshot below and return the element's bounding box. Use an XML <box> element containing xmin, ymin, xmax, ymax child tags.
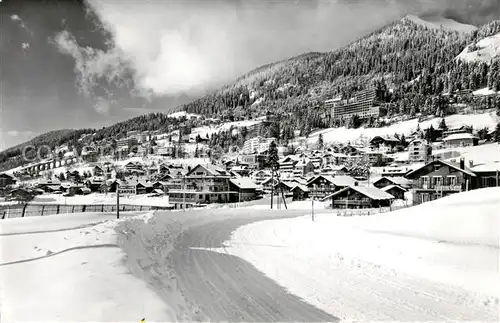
<box><xmin>406</xmin><ymin>159</ymin><xmax>476</xmax><ymax>178</ymax></box>
<box><xmin>470</xmin><ymin>161</ymin><xmax>500</xmax><ymax>172</ymax></box>
<box><xmin>291</xmin><ymin>184</ymin><xmax>309</xmax><ymax>192</ymax></box>
<box><xmin>442</xmin><ymin>133</ymin><xmax>478</xmax><ymax>141</ymax></box>
<box><xmin>381</xmin><ymin>184</ymin><xmax>408</xmax><ymax>192</ymax></box>
<box><xmin>230</xmin><ymin>177</ymin><xmax>258</xmax><ymax>189</ymax></box>
<box><xmin>373</xmin><ymin>176</ymin><xmax>411</xmax><ymax>187</ymax></box>
<box><xmin>186</xmin><ymin>164</ymin><xmax>229</xmax><ymax>177</ymax></box>
<box><xmin>323</xmin><ymin>185</ymin><xmax>394</xmax><ymax>201</ymax></box>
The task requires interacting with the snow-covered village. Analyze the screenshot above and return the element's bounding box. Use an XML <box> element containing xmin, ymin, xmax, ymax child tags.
<box><xmin>1</xmin><ymin>1</ymin><xmax>500</xmax><ymax>322</ymax></box>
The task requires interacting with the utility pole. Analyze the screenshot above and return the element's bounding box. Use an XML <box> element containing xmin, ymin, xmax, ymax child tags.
<box><xmin>116</xmin><ymin>184</ymin><xmax>120</xmax><ymax>219</ymax></box>
<box><xmin>270</xmin><ymin>169</ymin><xmax>274</xmax><ymax>209</ymax></box>
<box><xmin>182</xmin><ymin>175</ymin><xmax>186</xmax><ymax>211</ymax></box>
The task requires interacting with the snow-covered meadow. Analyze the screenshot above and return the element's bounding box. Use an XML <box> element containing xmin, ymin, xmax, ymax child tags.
<box><xmin>0</xmin><ymin>212</ymin><xmax>173</xmax><ymax>322</ymax></box>
<box><xmin>216</xmin><ymin>187</ymin><xmax>500</xmax><ymax>321</ymax></box>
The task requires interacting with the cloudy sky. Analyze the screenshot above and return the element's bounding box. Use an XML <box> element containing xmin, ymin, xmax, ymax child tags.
<box><xmin>1</xmin><ymin>0</ymin><xmax>499</xmax><ymax>150</ymax></box>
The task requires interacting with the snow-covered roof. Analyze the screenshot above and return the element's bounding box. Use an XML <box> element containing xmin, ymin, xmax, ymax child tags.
<box><xmin>374</xmin><ymin>176</ymin><xmax>411</xmax><ymax>186</ymax></box>
<box><xmin>230</xmin><ymin>177</ymin><xmax>258</xmax><ymax>189</ymax></box>
<box><xmin>323</xmin><ymin>185</ymin><xmax>394</xmax><ymax>201</ymax></box>
<box><xmin>290</xmin><ymin>184</ymin><xmax>309</xmax><ymax>192</ymax></box>
<box><xmin>470</xmin><ymin>161</ymin><xmax>500</xmax><ymax>172</ymax></box>
<box><xmin>381</xmin><ymin>184</ymin><xmax>408</xmax><ymax>192</ymax></box>
<box><xmin>442</xmin><ymin>133</ymin><xmax>478</xmax><ymax>141</ymax></box>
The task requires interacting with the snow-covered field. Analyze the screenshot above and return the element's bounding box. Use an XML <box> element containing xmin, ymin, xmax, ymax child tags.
<box><xmin>192</xmin><ymin>119</ymin><xmax>262</xmax><ymax>138</ymax></box>
<box><xmin>0</xmin><ymin>212</ymin><xmax>173</xmax><ymax>322</ymax></box>
<box><xmin>29</xmin><ymin>193</ymin><xmax>172</xmax><ymax>207</ymax></box>
<box><xmin>458</xmin><ymin>32</ymin><xmax>500</xmax><ymax>64</ymax></box>
<box><xmin>215</xmin><ymin>188</ymin><xmax>500</xmax><ymax>321</ymax></box>
<box><xmin>307</xmin><ymin>111</ymin><xmax>498</xmax><ymax>146</ymax></box>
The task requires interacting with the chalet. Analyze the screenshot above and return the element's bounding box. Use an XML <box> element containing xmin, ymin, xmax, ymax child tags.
<box><xmin>136</xmin><ymin>181</ymin><xmax>154</xmax><ymax>195</ymax></box>
<box><xmin>442</xmin><ymin>126</ymin><xmax>472</xmax><ymax>138</ymax></box>
<box><xmin>251</xmin><ymin>170</ymin><xmax>271</xmax><ymax>185</ymax></box>
<box><xmin>323</xmin><ymin>183</ymin><xmax>394</xmax><ymax>209</ymax></box>
<box><xmin>381</xmin><ymin>165</ymin><xmax>412</xmax><ymax>177</ymax></box>
<box><xmin>85</xmin><ymin>177</ymin><xmax>106</xmax><ymax>192</ymax></box>
<box><xmin>223</xmin><ymin>160</ymin><xmax>236</xmax><ymax>170</ymax></box>
<box><xmin>279</xmin><ymin>156</ymin><xmax>299</xmax><ymax>176</ymax></box>
<box><xmin>158</xmin><ymin>164</ymin><xmax>170</xmax><ymax>174</ymax></box>
<box><xmin>442</xmin><ymin>133</ymin><xmax>478</xmax><ymax>148</ymax></box>
<box><xmin>93</xmin><ymin>165</ymin><xmax>104</xmax><ymax>177</ymax></box>
<box><xmin>321</xmin><ymin>165</ymin><xmax>348</xmax><ymax>176</ymax></box>
<box><xmin>125</xmin><ymin>161</ymin><xmax>144</xmax><ymax>172</ymax></box>
<box><xmin>152</xmin><ymin>181</ymin><xmax>169</xmax><ymax>192</ymax></box>
<box><xmin>380</xmin><ymin>184</ymin><xmax>407</xmax><ymax>200</ymax></box>
<box><xmin>36</xmin><ymin>180</ymin><xmax>62</xmax><ymax>193</ymax></box>
<box><xmin>291</xmin><ymin>184</ymin><xmax>309</xmax><ymax>201</ymax></box>
<box><xmin>372</xmin><ymin>176</ymin><xmax>412</xmax><ymax>190</ymax></box>
<box><xmin>240</xmin><ymin>154</ymin><xmax>267</xmax><ymax>170</ymax></box>
<box><xmin>307</xmin><ymin>175</ymin><xmax>357</xmax><ymax>199</ymax></box>
<box><xmin>370</xmin><ymin>136</ymin><xmax>401</xmax><ymax>151</ymax></box>
<box><xmin>65</xmin><ymin>170</ymin><xmax>81</xmax><ymax>182</ymax></box>
<box><xmin>405</xmin><ymin>158</ymin><xmax>477</xmax><ymax>205</ymax></box>
<box><xmin>293</xmin><ymin>159</ymin><xmax>315</xmax><ymax>177</ymax></box>
<box><xmin>0</xmin><ymin>173</ymin><xmax>16</xmax><ymax>188</ymax></box>
<box><xmin>407</xmin><ymin>138</ymin><xmax>432</xmax><ymax>163</ymax></box>
<box><xmin>168</xmin><ymin>164</ymin><xmax>238</xmax><ymax>205</ymax></box>
<box><xmin>261</xmin><ymin>177</ymin><xmax>279</xmax><ymax>192</ymax></box>
<box><xmin>231</xmin><ymin>165</ymin><xmax>251</xmax><ymax>176</ymax></box>
<box><xmin>229</xmin><ymin>177</ymin><xmax>259</xmax><ymax>201</ymax></box>
<box><xmin>68</xmin><ymin>184</ymin><xmax>87</xmax><ymax>196</ymax></box>
<box><xmin>470</xmin><ymin>161</ymin><xmax>500</xmax><ymax>188</ymax></box>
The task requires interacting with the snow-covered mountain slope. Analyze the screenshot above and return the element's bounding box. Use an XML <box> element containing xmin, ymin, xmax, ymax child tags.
<box><xmin>404</xmin><ymin>15</ymin><xmax>478</xmax><ymax>33</ymax></box>
<box><xmin>457</xmin><ymin>32</ymin><xmax>500</xmax><ymax>63</ymax></box>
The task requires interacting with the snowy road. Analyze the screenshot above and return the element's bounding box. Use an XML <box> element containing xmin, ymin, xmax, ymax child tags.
<box><xmin>116</xmin><ymin>209</ymin><xmax>337</xmax><ymax>322</ymax></box>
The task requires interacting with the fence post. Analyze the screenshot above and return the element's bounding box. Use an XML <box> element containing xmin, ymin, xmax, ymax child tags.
<box><xmin>140</xmin><ymin>205</ymin><xmax>143</xmax><ymax>211</ymax></box>
<box><xmin>101</xmin><ymin>205</ymin><xmax>104</xmax><ymax>212</ymax></box>
<box><xmin>56</xmin><ymin>205</ymin><xmax>60</xmax><ymax>214</ymax></box>
<box><xmin>41</xmin><ymin>205</ymin><xmax>45</xmax><ymax>216</ymax></box>
<box><xmin>72</xmin><ymin>205</ymin><xmax>75</xmax><ymax>213</ymax></box>
<box><xmin>2</xmin><ymin>211</ymin><xmax>6</xmax><ymax>220</ymax></box>
<box><xmin>82</xmin><ymin>205</ymin><xmax>86</xmax><ymax>212</ymax></box>
<box><xmin>21</xmin><ymin>204</ymin><xmax>28</xmax><ymax>217</ymax></box>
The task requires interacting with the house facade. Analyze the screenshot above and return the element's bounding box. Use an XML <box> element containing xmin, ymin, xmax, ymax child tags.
<box><xmin>405</xmin><ymin>159</ymin><xmax>478</xmax><ymax>205</ymax></box>
<box><xmin>407</xmin><ymin>139</ymin><xmax>432</xmax><ymax>163</ymax></box>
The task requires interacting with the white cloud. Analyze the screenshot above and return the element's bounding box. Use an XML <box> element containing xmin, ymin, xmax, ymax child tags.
<box><xmin>94</xmin><ymin>97</ymin><xmax>112</xmax><ymax>115</ymax></box>
<box><xmin>55</xmin><ymin>0</ymin><xmax>433</xmax><ymax>100</ymax></box>
<box><xmin>53</xmin><ymin>30</ymin><xmax>130</xmax><ymax>97</ymax></box>
<box><xmin>10</xmin><ymin>14</ymin><xmax>33</xmax><ymax>35</ymax></box>
<box><xmin>6</xmin><ymin>130</ymin><xmax>35</xmax><ymax>137</ymax></box>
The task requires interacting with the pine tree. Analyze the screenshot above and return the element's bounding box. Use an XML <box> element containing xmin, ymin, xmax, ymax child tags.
<box><xmin>495</xmin><ymin>122</ymin><xmax>500</xmax><ymax>143</ymax></box>
<box><xmin>267</xmin><ymin>141</ymin><xmax>279</xmax><ymax>170</ymax></box>
<box><xmin>317</xmin><ymin>134</ymin><xmax>324</xmax><ymax>150</ymax></box>
<box><xmin>439</xmin><ymin>118</ymin><xmax>448</xmax><ymax>131</ymax></box>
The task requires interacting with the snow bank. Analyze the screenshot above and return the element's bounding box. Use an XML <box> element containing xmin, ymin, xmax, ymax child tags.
<box><xmin>0</xmin><ymin>212</ymin><xmax>172</xmax><ymax>322</ymax></box>
<box><xmin>219</xmin><ymin>188</ymin><xmax>500</xmax><ymax>321</ymax></box>
<box><xmin>308</xmin><ymin>111</ymin><xmax>498</xmax><ymax>146</ymax></box>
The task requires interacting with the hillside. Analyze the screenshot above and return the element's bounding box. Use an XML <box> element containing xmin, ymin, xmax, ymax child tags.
<box><xmin>2</xmin><ymin>16</ymin><xmax>500</xmax><ymax>171</ymax></box>
<box><xmin>179</xmin><ymin>17</ymin><xmax>500</xmax><ymax>134</ymax></box>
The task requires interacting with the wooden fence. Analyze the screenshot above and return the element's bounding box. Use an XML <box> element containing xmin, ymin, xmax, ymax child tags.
<box><xmin>0</xmin><ymin>203</ymin><xmax>173</xmax><ymax>220</ymax></box>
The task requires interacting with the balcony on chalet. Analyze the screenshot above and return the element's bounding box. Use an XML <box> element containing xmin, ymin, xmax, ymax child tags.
<box><xmin>414</xmin><ymin>175</ymin><xmax>463</xmax><ymax>192</ymax></box>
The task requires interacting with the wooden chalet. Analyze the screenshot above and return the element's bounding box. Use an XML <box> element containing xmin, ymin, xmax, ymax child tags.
<box><xmin>380</xmin><ymin>184</ymin><xmax>407</xmax><ymax>200</ymax></box>
<box><xmin>405</xmin><ymin>158</ymin><xmax>477</xmax><ymax>205</ymax></box>
<box><xmin>323</xmin><ymin>183</ymin><xmax>394</xmax><ymax>209</ymax></box>
<box><xmin>307</xmin><ymin>175</ymin><xmax>357</xmax><ymax>199</ymax></box>
<box><xmin>372</xmin><ymin>176</ymin><xmax>412</xmax><ymax>190</ymax></box>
